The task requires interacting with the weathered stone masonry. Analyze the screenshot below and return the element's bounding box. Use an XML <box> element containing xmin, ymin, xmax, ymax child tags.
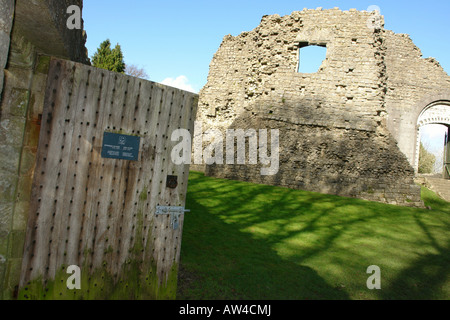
<box><xmin>383</xmin><ymin>31</ymin><xmax>450</xmax><ymax>172</ymax></box>
<box><xmin>196</xmin><ymin>8</ymin><xmax>450</xmax><ymax>206</ymax></box>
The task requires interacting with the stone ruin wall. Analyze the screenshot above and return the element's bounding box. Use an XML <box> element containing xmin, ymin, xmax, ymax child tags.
<box><xmin>195</xmin><ymin>8</ymin><xmax>450</xmax><ymax>206</ymax></box>
<box><xmin>383</xmin><ymin>31</ymin><xmax>450</xmax><ymax>167</ymax></box>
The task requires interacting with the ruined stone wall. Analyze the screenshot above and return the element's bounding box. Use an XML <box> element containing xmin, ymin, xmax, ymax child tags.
<box><xmin>11</xmin><ymin>0</ymin><xmax>88</xmax><ymax>64</ymax></box>
<box><xmin>197</xmin><ymin>8</ymin><xmax>425</xmax><ymax>206</ymax></box>
<box><xmin>383</xmin><ymin>31</ymin><xmax>450</xmax><ymax>170</ymax></box>
<box><xmin>44</xmin><ymin>0</ymin><xmax>89</xmax><ymax>63</ymax></box>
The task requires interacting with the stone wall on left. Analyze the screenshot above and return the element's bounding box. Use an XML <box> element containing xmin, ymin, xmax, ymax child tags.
<box><xmin>0</xmin><ymin>0</ymin><xmax>15</xmax><ymax>102</ymax></box>
<box><xmin>0</xmin><ymin>0</ymin><xmax>88</xmax><ymax>299</ymax></box>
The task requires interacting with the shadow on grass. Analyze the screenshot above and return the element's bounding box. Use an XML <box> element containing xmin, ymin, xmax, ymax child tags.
<box><xmin>178</xmin><ymin>172</ymin><xmax>450</xmax><ymax>300</ymax></box>
<box><xmin>379</xmin><ymin>238</ymin><xmax>450</xmax><ymax>300</ymax></box>
<box><xmin>177</xmin><ymin>172</ymin><xmax>360</xmax><ymax>300</ymax></box>
<box><xmin>379</xmin><ymin>190</ymin><xmax>450</xmax><ymax>300</ymax></box>
<box><xmin>178</xmin><ymin>196</ymin><xmax>350</xmax><ymax>300</ymax></box>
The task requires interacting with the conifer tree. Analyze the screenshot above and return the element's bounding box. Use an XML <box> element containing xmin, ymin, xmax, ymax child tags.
<box><xmin>91</xmin><ymin>39</ymin><xmax>126</xmax><ymax>73</ymax></box>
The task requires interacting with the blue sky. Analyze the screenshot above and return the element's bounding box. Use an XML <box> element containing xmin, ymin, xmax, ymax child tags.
<box><xmin>83</xmin><ymin>0</ymin><xmax>450</xmax><ymax>92</ymax></box>
<box><xmin>83</xmin><ymin>0</ymin><xmax>449</xmax><ymax>168</ymax></box>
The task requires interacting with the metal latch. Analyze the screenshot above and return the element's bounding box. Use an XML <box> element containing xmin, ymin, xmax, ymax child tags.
<box><xmin>156</xmin><ymin>206</ymin><xmax>190</xmax><ymax>230</ymax></box>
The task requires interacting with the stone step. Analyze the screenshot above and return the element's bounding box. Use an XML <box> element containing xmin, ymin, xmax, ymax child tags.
<box><xmin>420</xmin><ymin>176</ymin><xmax>450</xmax><ymax>202</ymax></box>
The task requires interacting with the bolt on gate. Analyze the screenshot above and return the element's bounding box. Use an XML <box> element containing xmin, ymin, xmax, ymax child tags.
<box><xmin>18</xmin><ymin>58</ymin><xmax>198</xmax><ymax>299</ymax></box>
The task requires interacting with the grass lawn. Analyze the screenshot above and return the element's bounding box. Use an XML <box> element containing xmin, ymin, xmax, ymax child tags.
<box><xmin>177</xmin><ymin>172</ymin><xmax>450</xmax><ymax>300</ymax></box>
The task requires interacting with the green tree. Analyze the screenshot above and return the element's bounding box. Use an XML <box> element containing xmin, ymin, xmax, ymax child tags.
<box><xmin>418</xmin><ymin>142</ymin><xmax>436</xmax><ymax>174</ymax></box>
<box><xmin>91</xmin><ymin>39</ymin><xmax>126</xmax><ymax>73</ymax></box>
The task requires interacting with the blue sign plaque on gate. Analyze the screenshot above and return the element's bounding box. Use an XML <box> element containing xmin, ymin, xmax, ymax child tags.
<box><xmin>101</xmin><ymin>132</ymin><xmax>141</xmax><ymax>161</ymax></box>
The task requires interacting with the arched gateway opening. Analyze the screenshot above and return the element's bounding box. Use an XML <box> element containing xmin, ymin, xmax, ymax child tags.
<box><xmin>415</xmin><ymin>102</ymin><xmax>450</xmax><ymax>179</ymax></box>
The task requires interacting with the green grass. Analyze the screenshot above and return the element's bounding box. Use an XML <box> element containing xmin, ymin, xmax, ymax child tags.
<box><xmin>177</xmin><ymin>172</ymin><xmax>450</xmax><ymax>300</ymax></box>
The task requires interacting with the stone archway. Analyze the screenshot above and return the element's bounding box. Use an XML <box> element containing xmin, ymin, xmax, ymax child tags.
<box><xmin>414</xmin><ymin>102</ymin><xmax>450</xmax><ymax>177</ymax></box>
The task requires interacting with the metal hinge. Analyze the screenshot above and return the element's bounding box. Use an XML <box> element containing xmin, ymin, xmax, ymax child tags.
<box><xmin>155</xmin><ymin>206</ymin><xmax>190</xmax><ymax>230</ymax></box>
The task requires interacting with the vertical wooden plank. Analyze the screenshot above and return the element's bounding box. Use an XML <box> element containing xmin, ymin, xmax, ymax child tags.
<box><xmin>20</xmin><ymin>60</ymin><xmax>67</xmax><ymax>285</ymax></box>
<box><xmin>63</xmin><ymin>66</ymin><xmax>91</xmax><ymax>270</ymax></box>
<box><xmin>47</xmin><ymin>61</ymin><xmax>83</xmax><ymax>281</ymax></box>
<box><xmin>63</xmin><ymin>64</ymin><xmax>92</xmax><ymax>271</ymax></box>
<box><xmin>79</xmin><ymin>68</ymin><xmax>113</xmax><ymax>272</ymax></box>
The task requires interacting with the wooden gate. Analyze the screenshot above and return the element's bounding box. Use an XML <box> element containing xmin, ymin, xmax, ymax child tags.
<box><xmin>18</xmin><ymin>59</ymin><xmax>198</xmax><ymax>299</ymax></box>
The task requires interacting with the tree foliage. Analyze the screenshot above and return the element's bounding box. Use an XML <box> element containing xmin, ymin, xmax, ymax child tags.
<box><xmin>91</xmin><ymin>39</ymin><xmax>126</xmax><ymax>73</ymax></box>
<box><xmin>418</xmin><ymin>142</ymin><xmax>436</xmax><ymax>174</ymax></box>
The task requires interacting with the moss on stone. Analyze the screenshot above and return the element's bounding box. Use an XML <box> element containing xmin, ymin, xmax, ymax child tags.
<box><xmin>34</xmin><ymin>55</ymin><xmax>51</xmax><ymax>75</ymax></box>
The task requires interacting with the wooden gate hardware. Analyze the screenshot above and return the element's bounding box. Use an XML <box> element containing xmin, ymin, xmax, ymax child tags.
<box><xmin>156</xmin><ymin>206</ymin><xmax>190</xmax><ymax>230</ymax></box>
<box><xmin>166</xmin><ymin>175</ymin><xmax>178</xmax><ymax>189</ymax></box>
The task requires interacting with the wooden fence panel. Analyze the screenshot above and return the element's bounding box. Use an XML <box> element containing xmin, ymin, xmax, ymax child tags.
<box><xmin>19</xmin><ymin>59</ymin><xmax>198</xmax><ymax>300</ymax></box>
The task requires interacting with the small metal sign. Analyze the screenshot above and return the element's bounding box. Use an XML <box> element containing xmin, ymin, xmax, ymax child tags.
<box><xmin>101</xmin><ymin>132</ymin><xmax>140</xmax><ymax>161</ymax></box>
<box><xmin>166</xmin><ymin>175</ymin><xmax>178</xmax><ymax>189</ymax></box>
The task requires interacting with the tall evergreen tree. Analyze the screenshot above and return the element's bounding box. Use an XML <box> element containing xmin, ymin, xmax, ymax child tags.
<box><xmin>91</xmin><ymin>39</ymin><xmax>126</xmax><ymax>73</ymax></box>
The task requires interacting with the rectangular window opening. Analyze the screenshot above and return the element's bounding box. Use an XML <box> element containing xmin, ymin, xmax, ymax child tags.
<box><xmin>297</xmin><ymin>42</ymin><xmax>328</xmax><ymax>73</ymax></box>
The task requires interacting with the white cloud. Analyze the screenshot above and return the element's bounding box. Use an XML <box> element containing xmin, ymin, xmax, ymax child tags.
<box><xmin>161</xmin><ymin>75</ymin><xmax>197</xmax><ymax>93</ymax></box>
